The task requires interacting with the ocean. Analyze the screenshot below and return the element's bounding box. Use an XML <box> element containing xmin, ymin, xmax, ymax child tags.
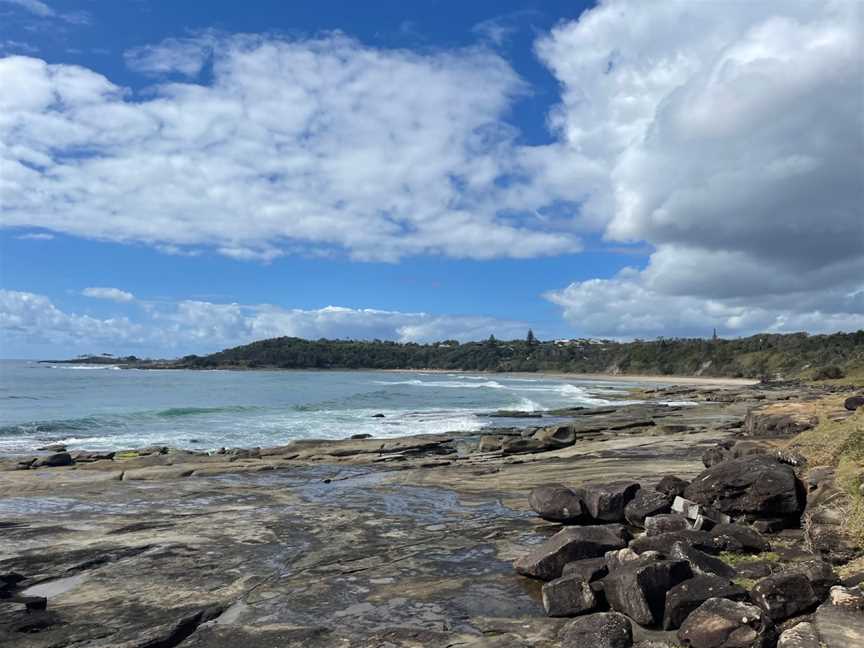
<box><xmin>0</xmin><ymin>359</ymin><xmax>648</xmax><ymax>454</ymax></box>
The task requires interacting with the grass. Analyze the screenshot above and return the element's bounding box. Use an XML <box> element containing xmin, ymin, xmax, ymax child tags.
<box><xmin>788</xmin><ymin>397</ymin><xmax>864</xmax><ymax>547</ymax></box>
<box><xmin>717</xmin><ymin>551</ymin><xmax>781</xmax><ymax>566</ymax></box>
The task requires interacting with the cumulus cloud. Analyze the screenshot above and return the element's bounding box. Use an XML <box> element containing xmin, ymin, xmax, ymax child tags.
<box><xmin>0</xmin><ymin>290</ymin><xmax>143</xmax><ymax>349</ymax></box>
<box><xmin>0</xmin><ymin>289</ymin><xmax>528</xmax><ymax>355</ymax></box>
<box><xmin>0</xmin><ymin>33</ymin><xmax>589</xmax><ymax>262</ymax></box>
<box><xmin>0</xmin><ymin>0</ymin><xmax>89</xmax><ymax>24</ymax></box>
<box><xmin>538</xmin><ymin>0</ymin><xmax>863</xmax><ymax>337</ymax></box>
<box><xmin>82</xmin><ymin>287</ymin><xmax>135</xmax><ymax>302</ymax></box>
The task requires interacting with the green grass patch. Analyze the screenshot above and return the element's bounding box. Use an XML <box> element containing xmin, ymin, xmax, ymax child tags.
<box><xmin>717</xmin><ymin>551</ymin><xmax>780</xmax><ymax>566</ymax></box>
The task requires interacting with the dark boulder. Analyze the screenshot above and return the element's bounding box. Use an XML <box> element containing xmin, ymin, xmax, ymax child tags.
<box><xmin>669</xmin><ymin>542</ymin><xmax>737</xmax><ymax>579</ymax></box>
<box><xmin>744</xmin><ymin>405</ymin><xmax>818</xmax><ymax>438</ymax></box>
<box><xmin>605</xmin><ymin>548</ymin><xmax>659</xmax><ymax>572</ymax></box>
<box><xmin>677</xmin><ymin>598</ymin><xmax>774</xmax><ymax>648</ymax></box>
<box><xmin>630</xmin><ymin>530</ymin><xmax>718</xmax><ymax>556</ymax></box>
<box><xmin>542</xmin><ymin>574</ymin><xmax>597</xmax><ymax>617</ymax></box>
<box><xmin>529</xmin><ymin>484</ymin><xmax>586</xmax><ymax>523</ymax></box>
<box><xmin>576</xmin><ymin>481</ymin><xmax>641</xmax><ymax>523</ymax></box>
<box><xmin>603</xmin><ymin>559</ymin><xmax>693</xmax><ymax>626</ymax></box>
<box><xmin>559</xmin><ymin>612</ymin><xmax>634</xmax><ymax>648</ymax></box>
<box><xmin>750</xmin><ymin>572</ymin><xmax>819</xmax><ymax>621</ymax></box>
<box><xmin>33</xmin><ymin>452</ymin><xmax>73</xmax><ymax>467</ymax></box>
<box><xmin>656</xmin><ymin>475</ymin><xmax>690</xmax><ymax>499</ymax></box>
<box><xmin>515</xmin><ymin>524</ymin><xmax>631</xmax><ymax>581</ymax></box>
<box><xmin>794</xmin><ymin>560</ymin><xmax>839</xmax><ymax>599</ymax></box>
<box><xmin>702</xmin><ymin>441</ymin><xmax>735</xmax><ymax>468</ymax></box>
<box><xmin>804</xmin><ymin>476</ymin><xmax>863</xmax><ymax>564</ymax></box>
<box><xmin>562</xmin><ymin>557</ymin><xmax>609</xmax><ymax>583</ymax></box>
<box><xmin>625</xmin><ymin>490</ymin><xmax>672</xmax><ymax>528</ymax></box>
<box><xmin>710</xmin><ymin>524</ymin><xmax>770</xmax><ymax>553</ymax></box>
<box><xmin>645</xmin><ymin>514</ymin><xmax>691</xmax><ymax>536</ymax></box>
<box><xmin>684</xmin><ymin>455</ymin><xmax>804</xmax><ymax>517</ymax></box>
<box><xmin>663</xmin><ymin>575</ymin><xmax>747</xmax><ymax>629</ymax></box>
<box><xmin>844</xmin><ymin>396</ymin><xmax>864</xmax><ymax>411</ymax></box>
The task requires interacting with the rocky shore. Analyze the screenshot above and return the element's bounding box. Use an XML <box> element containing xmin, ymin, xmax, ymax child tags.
<box><xmin>1</xmin><ymin>380</ymin><xmax>863</xmax><ymax>647</ymax></box>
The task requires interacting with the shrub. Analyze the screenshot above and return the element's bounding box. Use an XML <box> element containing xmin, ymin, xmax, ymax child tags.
<box><xmin>813</xmin><ymin>365</ymin><xmax>845</xmax><ymax>380</ymax></box>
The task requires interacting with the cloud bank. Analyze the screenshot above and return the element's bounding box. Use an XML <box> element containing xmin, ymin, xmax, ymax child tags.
<box><xmin>539</xmin><ymin>0</ymin><xmax>863</xmax><ymax>337</ymax></box>
<box><xmin>82</xmin><ymin>287</ymin><xmax>136</xmax><ymax>302</ymax></box>
<box><xmin>0</xmin><ymin>289</ymin><xmax>528</xmax><ymax>356</ymax></box>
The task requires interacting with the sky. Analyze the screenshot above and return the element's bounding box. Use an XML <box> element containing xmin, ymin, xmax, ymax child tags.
<box><xmin>0</xmin><ymin>0</ymin><xmax>862</xmax><ymax>358</ymax></box>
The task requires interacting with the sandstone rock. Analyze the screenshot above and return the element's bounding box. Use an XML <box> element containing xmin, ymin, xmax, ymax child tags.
<box><xmin>605</xmin><ymin>548</ymin><xmax>656</xmax><ymax>572</ymax></box>
<box><xmin>559</xmin><ymin>612</ymin><xmax>634</xmax><ymax>648</ymax></box>
<box><xmin>577</xmin><ymin>481</ymin><xmax>641</xmax><ymax>523</ymax></box>
<box><xmin>33</xmin><ymin>452</ymin><xmax>73</xmax><ymax>468</ymax></box>
<box><xmin>776</xmin><ymin>622</ymin><xmax>820</xmax><ymax>647</ymax></box>
<box><xmin>677</xmin><ymin>598</ymin><xmax>774</xmax><ymax>648</ymax></box>
<box><xmin>604</xmin><ymin>559</ymin><xmax>693</xmax><ymax>626</ymax></box>
<box><xmin>36</xmin><ymin>443</ymin><xmax>67</xmax><ymax>452</ymax></box>
<box><xmin>645</xmin><ymin>514</ymin><xmax>691</xmax><ymax>536</ymax></box>
<box><xmin>663</xmin><ymin>575</ymin><xmax>747</xmax><ymax>630</ymax></box>
<box><xmin>744</xmin><ymin>403</ymin><xmax>819</xmax><ymax>437</ymax></box>
<box><xmin>709</xmin><ymin>524</ymin><xmax>770</xmax><ymax>553</ymax></box>
<box><xmin>751</xmin><ymin>518</ymin><xmax>786</xmax><ymax>534</ymax></box>
<box><xmin>528</xmin><ymin>483</ymin><xmax>585</xmax><ymax>523</ymax></box>
<box><xmin>630</xmin><ymin>530</ymin><xmax>718</xmax><ymax>556</ymax></box>
<box><xmin>499</xmin><ymin>437</ymin><xmax>550</xmax><ymax>454</ymax></box>
<box><xmin>814</xmin><ymin>593</ymin><xmax>864</xmax><ymax>647</ymax></box>
<box><xmin>750</xmin><ymin>572</ymin><xmax>819</xmax><ymax>621</ymax></box>
<box><xmin>804</xmin><ymin>476</ymin><xmax>862</xmax><ymax>564</ymax></box>
<box><xmin>542</xmin><ymin>574</ymin><xmax>597</xmax><ymax>617</ymax></box>
<box><xmin>828</xmin><ymin>584</ymin><xmax>864</xmax><ymax>608</ymax></box>
<box><xmin>625</xmin><ymin>490</ymin><xmax>672</xmax><ymax>528</ymax></box>
<box><xmin>533</xmin><ymin>424</ymin><xmax>577</xmax><ymax>448</ymax></box>
<box><xmin>656</xmin><ymin>475</ymin><xmax>690</xmax><ymax>499</ymax></box>
<box><xmin>477</xmin><ymin>435</ymin><xmax>502</xmax><ymax>452</ymax></box>
<box><xmin>702</xmin><ymin>442</ymin><xmax>734</xmax><ymax>468</ymax></box>
<box><xmin>843</xmin><ymin>395</ymin><xmax>864</xmax><ymax>411</ymax></box>
<box><xmin>515</xmin><ymin>524</ymin><xmax>631</xmax><ymax>581</ymax></box>
<box><xmin>669</xmin><ymin>541</ymin><xmax>737</xmax><ymax>579</ymax></box>
<box><xmin>684</xmin><ymin>455</ymin><xmax>804</xmax><ymax>517</ymax></box>
<box><xmin>562</xmin><ymin>557</ymin><xmax>609</xmax><ymax>583</ymax></box>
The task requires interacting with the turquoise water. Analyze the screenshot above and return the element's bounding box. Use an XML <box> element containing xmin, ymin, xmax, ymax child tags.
<box><xmin>0</xmin><ymin>360</ymin><xmax>644</xmax><ymax>453</ymax></box>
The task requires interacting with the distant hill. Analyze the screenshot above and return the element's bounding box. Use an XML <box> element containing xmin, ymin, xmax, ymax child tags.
<box><xmin>172</xmin><ymin>330</ymin><xmax>864</xmax><ymax>380</ymax></box>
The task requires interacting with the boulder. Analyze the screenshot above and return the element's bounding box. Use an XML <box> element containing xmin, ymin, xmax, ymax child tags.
<box><xmin>645</xmin><ymin>514</ymin><xmax>691</xmax><ymax>536</ymax></box>
<box><xmin>562</xmin><ymin>557</ymin><xmax>609</xmax><ymax>583</ymax></box>
<box><xmin>710</xmin><ymin>524</ymin><xmax>770</xmax><ymax>553</ymax></box>
<box><xmin>500</xmin><ymin>437</ymin><xmax>549</xmax><ymax>454</ymax></box>
<box><xmin>476</xmin><ymin>435</ymin><xmax>502</xmax><ymax>452</ymax></box>
<box><xmin>625</xmin><ymin>490</ymin><xmax>672</xmax><ymax>528</ymax></box>
<box><xmin>603</xmin><ymin>559</ymin><xmax>693</xmax><ymax>626</ymax></box>
<box><xmin>542</xmin><ymin>574</ymin><xmax>597</xmax><ymax>617</ymax></box>
<box><xmin>515</xmin><ymin>524</ymin><xmax>631</xmax><ymax>581</ymax></box>
<box><xmin>533</xmin><ymin>424</ymin><xmax>577</xmax><ymax>448</ymax></box>
<box><xmin>663</xmin><ymin>575</ymin><xmax>747</xmax><ymax>630</ymax></box>
<box><xmin>684</xmin><ymin>455</ymin><xmax>804</xmax><ymax>517</ymax></box>
<box><xmin>794</xmin><ymin>560</ymin><xmax>839</xmax><ymax>599</ymax></box>
<box><xmin>656</xmin><ymin>475</ymin><xmax>690</xmax><ymax>499</ymax></box>
<box><xmin>751</xmin><ymin>518</ymin><xmax>787</xmax><ymax>534</ymax></box>
<box><xmin>37</xmin><ymin>443</ymin><xmax>67</xmax><ymax>452</ymax></box>
<box><xmin>577</xmin><ymin>481</ymin><xmax>641</xmax><ymax>523</ymax></box>
<box><xmin>677</xmin><ymin>598</ymin><xmax>774</xmax><ymax>648</ymax></box>
<box><xmin>559</xmin><ymin>612</ymin><xmax>634</xmax><ymax>648</ymax></box>
<box><xmin>630</xmin><ymin>530</ymin><xmax>718</xmax><ymax>556</ymax></box>
<box><xmin>750</xmin><ymin>572</ymin><xmax>819</xmax><ymax>621</ymax></box>
<box><xmin>33</xmin><ymin>452</ymin><xmax>73</xmax><ymax>468</ymax></box>
<box><xmin>776</xmin><ymin>622</ymin><xmax>820</xmax><ymax>648</ymax></box>
<box><xmin>702</xmin><ymin>441</ymin><xmax>735</xmax><ymax>468</ymax></box>
<box><xmin>843</xmin><ymin>395</ymin><xmax>864</xmax><ymax>411</ymax></box>
<box><xmin>813</xmin><ymin>588</ymin><xmax>864</xmax><ymax>647</ymax></box>
<box><xmin>605</xmin><ymin>548</ymin><xmax>657</xmax><ymax>572</ymax></box>
<box><xmin>669</xmin><ymin>542</ymin><xmax>737</xmax><ymax>579</ymax></box>
<box><xmin>529</xmin><ymin>484</ymin><xmax>586</xmax><ymax>523</ymax></box>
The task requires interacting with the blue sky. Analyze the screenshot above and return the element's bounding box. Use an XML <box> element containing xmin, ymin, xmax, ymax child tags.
<box><xmin>0</xmin><ymin>0</ymin><xmax>861</xmax><ymax>357</ymax></box>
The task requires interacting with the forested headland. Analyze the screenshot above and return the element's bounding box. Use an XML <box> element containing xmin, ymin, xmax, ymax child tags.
<box><xmin>162</xmin><ymin>330</ymin><xmax>864</xmax><ymax>380</ymax></box>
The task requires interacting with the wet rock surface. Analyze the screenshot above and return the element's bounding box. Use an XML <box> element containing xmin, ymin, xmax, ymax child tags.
<box><xmin>1</xmin><ymin>379</ymin><xmax>860</xmax><ymax>647</ymax></box>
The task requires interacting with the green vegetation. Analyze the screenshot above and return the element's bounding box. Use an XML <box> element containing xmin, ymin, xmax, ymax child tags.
<box><xmin>790</xmin><ymin>399</ymin><xmax>864</xmax><ymax>548</ymax></box>
<box><xmin>173</xmin><ymin>330</ymin><xmax>864</xmax><ymax>379</ymax></box>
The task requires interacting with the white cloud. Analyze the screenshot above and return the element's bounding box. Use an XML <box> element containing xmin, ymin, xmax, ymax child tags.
<box><xmin>538</xmin><ymin>0</ymin><xmax>863</xmax><ymax>337</ymax></box>
<box><xmin>82</xmin><ymin>287</ymin><xmax>135</xmax><ymax>302</ymax></box>
<box><xmin>15</xmin><ymin>232</ymin><xmax>53</xmax><ymax>240</ymax></box>
<box><xmin>0</xmin><ymin>289</ymin><xmax>528</xmax><ymax>356</ymax></box>
<box><xmin>0</xmin><ymin>34</ymin><xmax>588</xmax><ymax>262</ymax></box>
<box><xmin>0</xmin><ymin>290</ymin><xmax>144</xmax><ymax>350</ymax></box>
<box><xmin>546</xmin><ymin>270</ymin><xmax>864</xmax><ymax>340</ymax></box>
<box><xmin>0</xmin><ymin>0</ymin><xmax>53</xmax><ymax>18</ymax></box>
